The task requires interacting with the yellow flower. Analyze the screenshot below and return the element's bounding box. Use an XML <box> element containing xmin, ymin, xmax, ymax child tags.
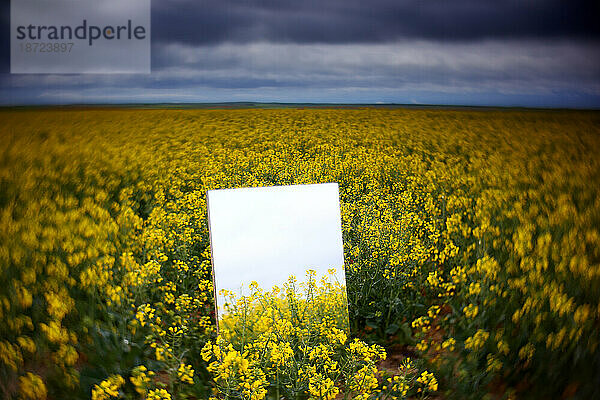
<box><xmin>177</xmin><ymin>363</ymin><xmax>194</xmax><ymax>384</ymax></box>
<box><xmin>309</xmin><ymin>376</ymin><xmax>339</xmax><ymax>400</ymax></box>
<box><xmin>463</xmin><ymin>303</ymin><xmax>479</xmax><ymax>319</ymax></box>
<box><xmin>442</xmin><ymin>337</ymin><xmax>456</xmax><ymax>351</ymax></box>
<box><xmin>147</xmin><ymin>388</ymin><xmax>172</xmax><ymax>400</ymax></box>
<box><xmin>91</xmin><ymin>375</ymin><xmax>125</xmax><ymax>400</ymax></box>
<box><xmin>130</xmin><ymin>365</ymin><xmax>154</xmax><ymax>395</ymax></box>
<box><xmin>417</xmin><ymin>370</ymin><xmax>438</xmax><ymax>392</ymax></box>
<box><xmin>19</xmin><ymin>373</ymin><xmax>47</xmax><ymax>400</ymax></box>
<box><xmin>349</xmin><ymin>366</ymin><xmax>379</xmax><ymax>396</ymax></box>
<box><xmin>465</xmin><ymin>330</ymin><xmax>489</xmax><ymax>351</ymax></box>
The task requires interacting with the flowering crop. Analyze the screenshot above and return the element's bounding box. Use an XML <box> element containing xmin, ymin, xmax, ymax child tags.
<box><xmin>204</xmin><ymin>270</ymin><xmax>431</xmax><ymax>399</ymax></box>
<box><xmin>0</xmin><ymin>108</ymin><xmax>598</xmax><ymax>399</ymax></box>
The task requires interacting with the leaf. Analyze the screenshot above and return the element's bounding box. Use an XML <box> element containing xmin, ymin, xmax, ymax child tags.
<box><xmin>385</xmin><ymin>323</ymin><xmax>399</xmax><ymax>335</ymax></box>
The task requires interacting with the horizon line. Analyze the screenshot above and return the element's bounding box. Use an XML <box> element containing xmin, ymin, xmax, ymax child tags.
<box><xmin>1</xmin><ymin>101</ymin><xmax>599</xmax><ymax>111</ymax></box>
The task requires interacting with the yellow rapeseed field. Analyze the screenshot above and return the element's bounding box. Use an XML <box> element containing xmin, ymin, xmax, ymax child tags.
<box><xmin>0</xmin><ymin>108</ymin><xmax>599</xmax><ymax>399</ymax></box>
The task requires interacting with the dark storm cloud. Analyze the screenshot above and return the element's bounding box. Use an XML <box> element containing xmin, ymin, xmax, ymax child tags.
<box><xmin>152</xmin><ymin>0</ymin><xmax>600</xmax><ymax>45</ymax></box>
<box><xmin>3</xmin><ymin>39</ymin><xmax>598</xmax><ymax>104</ymax></box>
<box><xmin>0</xmin><ymin>1</ymin><xmax>9</xmax><ymax>73</ymax></box>
<box><xmin>1</xmin><ymin>0</ymin><xmax>599</xmax><ymax>107</ymax></box>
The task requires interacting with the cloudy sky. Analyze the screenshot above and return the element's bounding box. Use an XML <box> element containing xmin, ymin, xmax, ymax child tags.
<box><xmin>207</xmin><ymin>183</ymin><xmax>346</xmax><ymax>316</ymax></box>
<box><xmin>1</xmin><ymin>0</ymin><xmax>599</xmax><ymax>106</ymax></box>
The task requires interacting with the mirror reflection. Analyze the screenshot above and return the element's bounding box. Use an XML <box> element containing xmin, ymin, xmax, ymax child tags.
<box><xmin>207</xmin><ymin>183</ymin><xmax>348</xmax><ymax>332</ymax></box>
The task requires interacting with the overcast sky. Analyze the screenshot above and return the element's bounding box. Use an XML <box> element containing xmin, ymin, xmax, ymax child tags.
<box><xmin>1</xmin><ymin>0</ymin><xmax>599</xmax><ymax>107</ymax></box>
<box><xmin>207</xmin><ymin>183</ymin><xmax>346</xmax><ymax>317</ymax></box>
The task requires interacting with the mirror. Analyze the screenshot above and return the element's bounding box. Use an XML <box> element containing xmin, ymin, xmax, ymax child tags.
<box><xmin>207</xmin><ymin>183</ymin><xmax>348</xmax><ymax>332</ymax></box>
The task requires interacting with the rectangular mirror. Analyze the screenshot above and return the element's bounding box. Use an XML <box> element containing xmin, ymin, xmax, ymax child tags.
<box><xmin>207</xmin><ymin>183</ymin><xmax>348</xmax><ymax>334</ymax></box>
